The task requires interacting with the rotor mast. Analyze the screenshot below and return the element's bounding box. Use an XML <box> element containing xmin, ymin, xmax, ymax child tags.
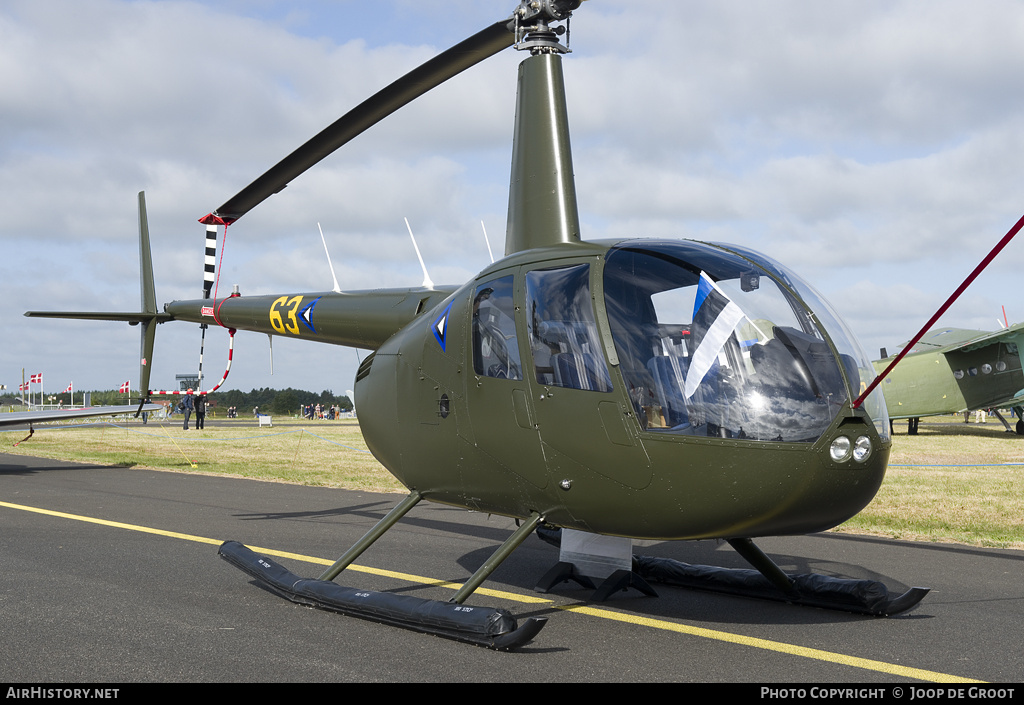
<box><xmin>505</xmin><ymin>1</ymin><xmax>583</xmax><ymax>255</ymax></box>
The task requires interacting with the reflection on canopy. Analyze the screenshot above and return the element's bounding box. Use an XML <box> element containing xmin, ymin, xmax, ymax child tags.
<box><xmin>603</xmin><ymin>241</ymin><xmax>862</xmax><ymax>443</ymax></box>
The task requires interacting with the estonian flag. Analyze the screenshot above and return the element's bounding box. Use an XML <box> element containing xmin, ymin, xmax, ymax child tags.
<box><xmin>684</xmin><ymin>271</ymin><xmax>745</xmax><ymax>398</ymax></box>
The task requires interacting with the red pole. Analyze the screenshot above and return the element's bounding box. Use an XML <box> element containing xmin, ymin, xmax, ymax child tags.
<box><xmin>853</xmin><ymin>212</ymin><xmax>1024</xmax><ymax>409</ymax></box>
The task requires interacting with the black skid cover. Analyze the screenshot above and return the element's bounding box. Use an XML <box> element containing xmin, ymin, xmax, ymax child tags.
<box><xmin>634</xmin><ymin>555</ymin><xmax>929</xmax><ymax>616</ymax></box>
<box><xmin>218</xmin><ymin>541</ymin><xmax>545</xmax><ymax>649</ymax></box>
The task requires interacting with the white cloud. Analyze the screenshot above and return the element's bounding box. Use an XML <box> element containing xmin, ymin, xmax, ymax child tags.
<box><xmin>4</xmin><ymin>0</ymin><xmax>1024</xmax><ymax>396</ymax></box>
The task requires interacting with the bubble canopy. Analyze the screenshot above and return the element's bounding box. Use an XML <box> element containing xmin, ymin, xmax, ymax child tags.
<box><xmin>602</xmin><ymin>240</ymin><xmax>888</xmax><ymax>443</ymax></box>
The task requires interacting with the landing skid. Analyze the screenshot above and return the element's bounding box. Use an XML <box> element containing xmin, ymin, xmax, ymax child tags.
<box><xmin>633</xmin><ymin>554</ymin><xmax>929</xmax><ymax>616</ymax></box>
<box><xmin>537</xmin><ymin>529</ymin><xmax>929</xmax><ymax>616</ymax></box>
<box><xmin>219</xmin><ymin>541</ymin><xmax>546</xmax><ymax>650</ymax></box>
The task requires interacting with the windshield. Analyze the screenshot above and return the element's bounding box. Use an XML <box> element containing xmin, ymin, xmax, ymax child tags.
<box><xmin>603</xmin><ymin>241</ymin><xmax>855</xmax><ymax>443</ymax></box>
<box><xmin>716</xmin><ymin>243</ymin><xmax>889</xmax><ymax>440</ymax></box>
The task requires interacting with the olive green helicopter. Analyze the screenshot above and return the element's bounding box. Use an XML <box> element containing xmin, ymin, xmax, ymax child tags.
<box><xmin>27</xmin><ymin>0</ymin><xmax>930</xmax><ymax>648</ymax></box>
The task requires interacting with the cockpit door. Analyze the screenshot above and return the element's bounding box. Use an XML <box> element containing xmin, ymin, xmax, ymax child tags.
<box><xmin>464</xmin><ymin>273</ymin><xmax>548</xmax><ymax>490</ymax></box>
<box><xmin>522</xmin><ymin>261</ymin><xmax>652</xmax><ymax>491</ymax></box>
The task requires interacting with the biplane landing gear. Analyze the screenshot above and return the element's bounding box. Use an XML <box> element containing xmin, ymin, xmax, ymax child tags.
<box><xmin>995</xmin><ymin>407</ymin><xmax>1024</xmax><ymax>435</ymax></box>
<box><xmin>218</xmin><ymin>491</ymin><xmax>547</xmax><ymax>650</ymax></box>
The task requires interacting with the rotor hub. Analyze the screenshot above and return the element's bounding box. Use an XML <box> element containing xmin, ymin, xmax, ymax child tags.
<box><xmin>512</xmin><ymin>0</ymin><xmax>581</xmax><ymax>54</ymax></box>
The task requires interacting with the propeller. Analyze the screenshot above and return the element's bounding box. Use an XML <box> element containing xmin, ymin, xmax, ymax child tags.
<box><xmin>200</xmin><ymin>19</ymin><xmax>516</xmax><ymax>226</ymax></box>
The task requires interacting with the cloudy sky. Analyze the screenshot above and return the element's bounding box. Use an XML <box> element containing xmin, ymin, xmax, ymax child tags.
<box><xmin>3</xmin><ymin>0</ymin><xmax>1024</xmax><ymax>401</ymax></box>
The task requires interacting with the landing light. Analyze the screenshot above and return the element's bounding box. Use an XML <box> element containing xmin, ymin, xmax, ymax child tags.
<box><xmin>829</xmin><ymin>436</ymin><xmax>851</xmax><ymax>463</ymax></box>
<box><xmin>829</xmin><ymin>435</ymin><xmax>872</xmax><ymax>464</ymax></box>
<box><xmin>853</xmin><ymin>436</ymin><xmax>872</xmax><ymax>463</ymax></box>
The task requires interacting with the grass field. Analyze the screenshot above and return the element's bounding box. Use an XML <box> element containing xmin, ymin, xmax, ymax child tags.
<box><xmin>837</xmin><ymin>417</ymin><xmax>1024</xmax><ymax>548</ymax></box>
<box><xmin>3</xmin><ymin>413</ymin><xmax>1023</xmax><ymax>548</ymax></box>
<box><xmin>1</xmin><ymin>416</ymin><xmax>404</xmax><ymax>493</ymax></box>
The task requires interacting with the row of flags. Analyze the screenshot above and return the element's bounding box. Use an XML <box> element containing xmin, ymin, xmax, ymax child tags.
<box><xmin>19</xmin><ymin>373</ymin><xmax>45</xmax><ymax>391</ymax></box>
<box><xmin>16</xmin><ymin>375</ymin><xmax>131</xmax><ymax>394</ymax></box>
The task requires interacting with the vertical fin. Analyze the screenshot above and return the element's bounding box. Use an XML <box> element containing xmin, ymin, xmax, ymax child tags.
<box><xmin>138</xmin><ymin>192</ymin><xmax>157</xmax><ymax>398</ymax></box>
<box><xmin>139</xmin><ymin>192</ymin><xmax>157</xmax><ymax>316</ymax></box>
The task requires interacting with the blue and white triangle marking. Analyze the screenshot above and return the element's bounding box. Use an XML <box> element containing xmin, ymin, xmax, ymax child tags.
<box><xmin>432</xmin><ymin>301</ymin><xmax>453</xmax><ymax>351</ymax></box>
<box><xmin>299</xmin><ymin>297</ymin><xmax>321</xmax><ymax>334</ymax></box>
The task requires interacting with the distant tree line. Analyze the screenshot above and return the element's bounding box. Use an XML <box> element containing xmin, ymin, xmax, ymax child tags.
<box><xmin>0</xmin><ymin>394</ymin><xmax>26</xmax><ymax>407</ymax></box>
<box><xmin>3</xmin><ymin>388</ymin><xmax>352</xmax><ymax>417</ymax></box>
<box><xmin>208</xmin><ymin>387</ymin><xmax>353</xmax><ymax>416</ymax></box>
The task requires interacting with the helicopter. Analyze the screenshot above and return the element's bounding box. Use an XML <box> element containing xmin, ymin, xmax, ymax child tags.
<box><xmin>27</xmin><ymin>0</ymin><xmax>933</xmax><ymax>648</ymax></box>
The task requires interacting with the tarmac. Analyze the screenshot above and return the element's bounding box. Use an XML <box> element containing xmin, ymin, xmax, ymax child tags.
<box><xmin>1</xmin><ymin>451</ymin><xmax>1021</xmax><ymax>683</ymax></box>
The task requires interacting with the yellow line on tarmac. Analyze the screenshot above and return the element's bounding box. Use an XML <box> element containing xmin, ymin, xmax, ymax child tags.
<box><xmin>558</xmin><ymin>604</ymin><xmax>983</xmax><ymax>683</ymax></box>
<box><xmin>0</xmin><ymin>498</ymin><xmax>982</xmax><ymax>682</ymax></box>
<box><xmin>0</xmin><ymin>500</ymin><xmax>223</xmax><ymax>545</ymax></box>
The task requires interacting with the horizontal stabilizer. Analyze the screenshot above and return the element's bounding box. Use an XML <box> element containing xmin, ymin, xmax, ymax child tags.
<box><xmin>23</xmin><ymin>311</ymin><xmax>172</xmax><ymax>324</ymax></box>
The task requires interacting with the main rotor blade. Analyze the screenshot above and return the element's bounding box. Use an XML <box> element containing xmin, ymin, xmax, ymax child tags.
<box><xmin>203</xmin><ymin>19</ymin><xmax>514</xmax><ymax>225</ymax></box>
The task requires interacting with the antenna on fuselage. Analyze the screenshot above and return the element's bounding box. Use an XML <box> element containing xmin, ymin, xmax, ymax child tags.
<box><xmin>317</xmin><ymin>222</ymin><xmax>342</xmax><ymax>293</ymax></box>
<box><xmin>481</xmin><ymin>221</ymin><xmax>495</xmax><ymax>264</ymax></box>
<box><xmin>404</xmin><ymin>217</ymin><xmax>434</xmax><ymax>289</ymax></box>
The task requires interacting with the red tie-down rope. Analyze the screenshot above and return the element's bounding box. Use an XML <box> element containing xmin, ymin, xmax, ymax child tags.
<box><xmin>149</xmin><ymin>328</ymin><xmax>237</xmax><ymax>397</ymax></box>
<box><xmin>853</xmin><ymin>213</ymin><xmax>1024</xmax><ymax>409</ymax></box>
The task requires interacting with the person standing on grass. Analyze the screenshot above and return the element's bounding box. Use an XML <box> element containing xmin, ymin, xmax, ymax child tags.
<box><xmin>195</xmin><ymin>393</ymin><xmax>206</xmax><ymax>430</ymax></box>
<box><xmin>182</xmin><ymin>389</ymin><xmax>194</xmax><ymax>430</ymax></box>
